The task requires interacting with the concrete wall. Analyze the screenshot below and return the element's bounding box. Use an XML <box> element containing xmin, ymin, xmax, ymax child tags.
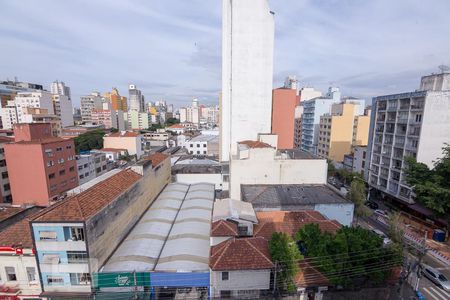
<box><xmin>103</xmin><ymin>136</ymin><xmax>144</xmax><ymax>158</ymax></box>
<box><xmin>220</xmin><ymin>0</ymin><xmax>274</xmax><ymax>161</ymax></box>
<box><xmin>271</xmin><ymin>88</ymin><xmax>298</xmax><ymax>149</ymax></box>
<box><xmin>86</xmin><ymin>159</ymin><xmax>171</xmax><ymax>270</ymax></box>
<box><xmin>230</xmin><ymin>148</ymin><xmax>327</xmax><ymax>200</ymax></box>
<box><xmin>210</xmin><ymin>269</ymin><xmax>271</xmax><ymax>298</ymax></box>
<box><xmin>417</xmin><ymin>91</ymin><xmax>450</xmax><ymax>168</ymax></box>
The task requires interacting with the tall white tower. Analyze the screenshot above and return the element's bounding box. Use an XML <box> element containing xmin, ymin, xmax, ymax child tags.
<box><xmin>220</xmin><ymin>0</ymin><xmax>275</xmax><ymax>162</ymax></box>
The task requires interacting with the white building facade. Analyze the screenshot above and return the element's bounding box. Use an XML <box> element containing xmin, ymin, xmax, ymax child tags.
<box><xmin>220</xmin><ymin>0</ymin><xmax>275</xmax><ymax>162</ymax></box>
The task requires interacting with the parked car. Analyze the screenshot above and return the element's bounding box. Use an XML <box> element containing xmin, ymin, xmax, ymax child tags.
<box><xmin>371</xmin><ymin>229</ymin><xmax>392</xmax><ymax>246</ymax></box>
<box><xmin>374</xmin><ymin>209</ymin><xmax>389</xmax><ymax>218</ymax></box>
<box><xmin>365</xmin><ymin>201</ymin><xmax>379</xmax><ymax>210</ymax></box>
<box><xmin>420</xmin><ymin>264</ymin><xmax>450</xmax><ymax>291</ymax></box>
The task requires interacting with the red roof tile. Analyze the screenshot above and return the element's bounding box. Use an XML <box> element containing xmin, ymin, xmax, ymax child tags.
<box><xmin>168</xmin><ymin>124</ymin><xmax>184</xmax><ymax>129</ymax></box>
<box><xmin>211</xmin><ymin>220</ymin><xmax>238</xmax><ymax>237</ymax></box>
<box><xmin>238</xmin><ymin>140</ymin><xmax>272</xmax><ymax>149</ymax></box>
<box><xmin>145</xmin><ymin>153</ymin><xmax>169</xmax><ymax>167</ymax></box>
<box><xmin>210</xmin><ymin>237</ymin><xmax>274</xmax><ymax>271</ymax></box>
<box><xmin>98</xmin><ymin>148</ymin><xmax>127</xmax><ymax>153</ymax></box>
<box><xmin>13</xmin><ymin>137</ymin><xmax>68</xmax><ymax>145</ymax></box>
<box><xmin>295</xmin><ymin>261</ymin><xmax>330</xmax><ymax>287</ymax></box>
<box><xmin>107</xmin><ymin>131</ymin><xmax>141</xmax><ymax>138</ymax></box>
<box><xmin>0</xmin><ymin>209</ymin><xmax>44</xmax><ymax>248</ymax></box>
<box><xmin>254</xmin><ymin>211</ymin><xmax>341</xmax><ymax>240</ymax></box>
<box><xmin>0</xmin><ymin>207</ymin><xmax>25</xmax><ymax>222</ymax></box>
<box><xmin>32</xmin><ymin>169</ymin><xmax>142</xmax><ymax>222</ymax></box>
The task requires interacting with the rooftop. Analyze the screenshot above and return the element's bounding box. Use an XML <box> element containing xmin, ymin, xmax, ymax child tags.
<box><xmin>0</xmin><ymin>208</ymin><xmax>44</xmax><ymax>248</ymax></box>
<box><xmin>238</xmin><ymin>140</ymin><xmax>272</xmax><ymax>149</ymax></box>
<box><xmin>96</xmin><ymin>148</ymin><xmax>127</xmax><ymax>153</ymax></box>
<box><xmin>210</xmin><ymin>237</ymin><xmax>273</xmax><ymax>271</ymax></box>
<box><xmin>66</xmin><ymin>169</ymin><xmax>122</xmax><ymax>196</ymax></box>
<box><xmin>213</xmin><ymin>198</ymin><xmax>258</xmax><ymax>223</ymax></box>
<box><xmin>172</xmin><ymin>164</ymin><xmax>222</xmax><ymax>174</ymax></box>
<box><xmin>295</xmin><ymin>261</ymin><xmax>330</xmax><ymax>287</ymax></box>
<box><xmin>0</xmin><ymin>207</ymin><xmax>25</xmax><ymax>222</ymax></box>
<box><xmin>12</xmin><ymin>137</ymin><xmax>68</xmax><ymax>145</ymax></box>
<box><xmin>277</xmin><ymin>149</ymin><xmax>321</xmax><ymax>160</ymax></box>
<box><xmin>254</xmin><ymin>211</ymin><xmax>341</xmax><ymax>240</ymax></box>
<box><xmin>102</xmin><ymin>183</ymin><xmax>215</xmax><ymax>273</ymax></box>
<box><xmin>106</xmin><ymin>131</ymin><xmax>141</xmax><ymax>138</ymax></box>
<box><xmin>241</xmin><ymin>184</ymin><xmax>350</xmax><ymax>210</ymax></box>
<box><xmin>167</xmin><ymin>124</ymin><xmax>184</xmax><ymax>129</ymax></box>
<box><xmin>211</xmin><ymin>220</ymin><xmax>238</xmax><ymax>237</ymax></box>
<box><xmin>0</xmin><ymin>136</ymin><xmax>13</xmax><ymax>143</ymax></box>
<box><xmin>32</xmin><ymin>169</ymin><xmax>142</xmax><ymax>222</ymax></box>
<box><xmin>188</xmin><ymin>135</ymin><xmax>219</xmax><ymax>143</ymax></box>
<box><xmin>144</xmin><ymin>152</ymin><xmax>170</xmax><ymax>168</ymax></box>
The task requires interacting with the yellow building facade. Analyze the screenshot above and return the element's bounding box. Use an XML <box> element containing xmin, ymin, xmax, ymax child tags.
<box><xmin>317</xmin><ymin>103</ymin><xmax>370</xmax><ymax>162</ymax></box>
<box><xmin>104</xmin><ymin>88</ymin><xmax>128</xmax><ymax>111</ymax></box>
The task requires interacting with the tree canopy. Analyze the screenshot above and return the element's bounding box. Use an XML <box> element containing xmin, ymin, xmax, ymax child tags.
<box><xmin>269</xmin><ymin>232</ymin><xmax>302</xmax><ymax>293</ymax></box>
<box><xmin>296</xmin><ymin>224</ymin><xmax>401</xmax><ymax>287</ymax></box>
<box><xmin>347</xmin><ymin>177</ymin><xmax>371</xmax><ymax>221</ymax></box>
<box><xmin>404</xmin><ymin>145</ymin><xmax>450</xmax><ymax>220</ymax></box>
<box><xmin>165</xmin><ymin>117</ymin><xmax>180</xmax><ymax>126</ymax></box>
<box><xmin>74</xmin><ymin>129</ymin><xmax>106</xmax><ymax>153</ymax></box>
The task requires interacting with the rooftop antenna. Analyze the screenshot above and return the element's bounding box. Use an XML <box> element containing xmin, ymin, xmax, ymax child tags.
<box><xmin>438</xmin><ymin>65</ymin><xmax>450</xmax><ymax>74</ymax></box>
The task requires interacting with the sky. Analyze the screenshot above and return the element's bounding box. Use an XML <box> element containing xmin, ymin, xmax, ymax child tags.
<box><xmin>1</xmin><ymin>0</ymin><xmax>450</xmax><ymax>108</ymax></box>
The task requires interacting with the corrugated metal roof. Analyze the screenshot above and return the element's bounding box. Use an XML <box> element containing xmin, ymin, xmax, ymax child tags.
<box><xmin>101</xmin><ymin>182</ymin><xmax>215</xmax><ymax>273</ymax></box>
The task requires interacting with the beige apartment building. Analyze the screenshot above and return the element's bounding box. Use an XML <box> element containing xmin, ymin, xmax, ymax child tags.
<box><xmin>317</xmin><ymin>102</ymin><xmax>370</xmax><ymax>162</ymax></box>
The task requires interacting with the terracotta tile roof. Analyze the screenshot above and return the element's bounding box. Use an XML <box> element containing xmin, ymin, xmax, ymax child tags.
<box><xmin>211</xmin><ymin>220</ymin><xmax>238</xmax><ymax>237</ymax></box>
<box><xmin>0</xmin><ymin>136</ymin><xmax>13</xmax><ymax>143</ymax></box>
<box><xmin>107</xmin><ymin>131</ymin><xmax>141</xmax><ymax>138</ymax></box>
<box><xmin>238</xmin><ymin>140</ymin><xmax>272</xmax><ymax>149</ymax></box>
<box><xmin>13</xmin><ymin>137</ymin><xmax>67</xmax><ymax>145</ymax></box>
<box><xmin>32</xmin><ymin>169</ymin><xmax>142</xmax><ymax>222</ymax></box>
<box><xmin>168</xmin><ymin>124</ymin><xmax>184</xmax><ymax>129</ymax></box>
<box><xmin>0</xmin><ymin>209</ymin><xmax>44</xmax><ymax>248</ymax></box>
<box><xmin>145</xmin><ymin>153</ymin><xmax>169</xmax><ymax>167</ymax></box>
<box><xmin>295</xmin><ymin>261</ymin><xmax>330</xmax><ymax>287</ymax></box>
<box><xmin>0</xmin><ymin>207</ymin><xmax>25</xmax><ymax>222</ymax></box>
<box><xmin>254</xmin><ymin>211</ymin><xmax>341</xmax><ymax>240</ymax></box>
<box><xmin>210</xmin><ymin>237</ymin><xmax>274</xmax><ymax>271</ymax></box>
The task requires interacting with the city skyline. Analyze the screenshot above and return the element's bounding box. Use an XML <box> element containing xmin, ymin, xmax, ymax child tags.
<box><xmin>1</xmin><ymin>0</ymin><xmax>450</xmax><ymax>107</ymax></box>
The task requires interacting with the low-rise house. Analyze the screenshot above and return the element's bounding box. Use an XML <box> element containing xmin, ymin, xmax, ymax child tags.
<box><xmin>185</xmin><ymin>135</ymin><xmax>219</xmax><ymax>156</ymax></box>
<box><xmin>29</xmin><ymin>154</ymin><xmax>170</xmax><ymax>297</ymax></box>
<box><xmin>103</xmin><ymin>131</ymin><xmax>144</xmax><ymax>158</ymax></box>
<box><xmin>172</xmin><ymin>158</ymin><xmax>226</xmax><ymax>190</ymax></box>
<box><xmin>92</xmin><ymin>148</ymin><xmax>127</xmax><ymax>162</ymax></box>
<box><xmin>0</xmin><ymin>208</ymin><xmax>44</xmax><ymax>299</ymax></box>
<box><xmin>76</xmin><ymin>152</ymin><xmax>108</xmax><ymax>185</ymax></box>
<box><xmin>209</xmin><ymin>237</ymin><xmax>273</xmax><ymax>299</ymax></box>
<box><xmin>166</xmin><ymin>124</ymin><xmax>185</xmax><ymax>135</ymax></box>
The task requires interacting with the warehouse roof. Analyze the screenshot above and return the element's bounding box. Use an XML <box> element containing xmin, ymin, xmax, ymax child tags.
<box><xmin>102</xmin><ymin>182</ymin><xmax>215</xmax><ymax>273</ymax></box>
<box><xmin>241</xmin><ymin>184</ymin><xmax>350</xmax><ymax>210</ymax></box>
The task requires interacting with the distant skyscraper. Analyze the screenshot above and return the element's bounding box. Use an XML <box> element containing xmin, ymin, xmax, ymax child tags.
<box><xmin>51</xmin><ymin>80</ymin><xmax>71</xmax><ymax>100</ymax></box>
<box><xmin>220</xmin><ymin>0</ymin><xmax>275</xmax><ymax>162</ymax></box>
<box><xmin>128</xmin><ymin>84</ymin><xmax>144</xmax><ymax>112</ymax></box>
<box><xmin>104</xmin><ymin>88</ymin><xmax>127</xmax><ymax>111</ymax></box>
<box><xmin>80</xmin><ymin>92</ymin><xmax>104</xmax><ymax>124</ymax></box>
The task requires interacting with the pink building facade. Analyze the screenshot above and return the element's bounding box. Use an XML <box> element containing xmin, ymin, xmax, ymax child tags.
<box><xmin>4</xmin><ymin>123</ymin><xmax>78</xmax><ymax>206</ymax></box>
<box><xmin>271</xmin><ymin>88</ymin><xmax>299</xmax><ymax>149</ymax></box>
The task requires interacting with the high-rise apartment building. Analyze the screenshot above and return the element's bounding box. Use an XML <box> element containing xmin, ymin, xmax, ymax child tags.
<box><xmin>52</xmin><ymin>94</ymin><xmax>74</xmax><ymax>127</ymax></box>
<box><xmin>299</xmin><ymin>87</ymin><xmax>323</xmax><ymax>102</ymax></box>
<box><xmin>50</xmin><ymin>80</ymin><xmax>71</xmax><ymax>100</ymax></box>
<box><xmin>104</xmin><ymin>88</ymin><xmax>127</xmax><ymax>111</ymax></box>
<box><xmin>367</xmin><ymin>72</ymin><xmax>450</xmax><ymax>204</ymax></box>
<box><xmin>271</xmin><ymin>88</ymin><xmax>299</xmax><ymax>149</ymax></box>
<box><xmin>220</xmin><ymin>0</ymin><xmax>275</xmax><ymax>161</ymax></box>
<box><xmin>301</xmin><ymin>87</ymin><xmax>341</xmax><ymax>154</ymax></box>
<box><xmin>0</xmin><ymin>136</ymin><xmax>13</xmax><ymax>203</ymax></box>
<box><xmin>317</xmin><ymin>102</ymin><xmax>370</xmax><ymax>162</ymax></box>
<box><xmin>294</xmin><ymin>106</ymin><xmax>304</xmax><ymax>148</ymax></box>
<box><xmin>4</xmin><ymin>123</ymin><xmax>78</xmax><ymax>206</ymax></box>
<box><xmin>80</xmin><ymin>92</ymin><xmax>104</xmax><ymax>124</ymax></box>
<box><xmin>128</xmin><ymin>84</ymin><xmax>145</xmax><ymax>112</ymax></box>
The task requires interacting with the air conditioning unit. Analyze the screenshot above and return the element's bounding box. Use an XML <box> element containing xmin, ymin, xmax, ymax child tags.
<box><xmin>237</xmin><ymin>223</ymin><xmax>253</xmax><ymax>237</ymax></box>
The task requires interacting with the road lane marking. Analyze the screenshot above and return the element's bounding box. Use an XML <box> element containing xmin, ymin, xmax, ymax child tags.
<box><xmin>429</xmin><ymin>286</ymin><xmax>450</xmax><ymax>299</ymax></box>
<box><xmin>423</xmin><ymin>287</ymin><xmax>441</xmax><ymax>300</ymax></box>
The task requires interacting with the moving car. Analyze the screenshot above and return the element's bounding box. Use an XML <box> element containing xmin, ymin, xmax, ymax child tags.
<box><xmin>421</xmin><ymin>264</ymin><xmax>450</xmax><ymax>291</ymax></box>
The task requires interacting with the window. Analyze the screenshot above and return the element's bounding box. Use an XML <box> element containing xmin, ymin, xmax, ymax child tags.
<box><xmin>70</xmin><ymin>273</ymin><xmax>91</xmax><ymax>285</ymax></box>
<box><xmin>96</xmin><ymin>167</ymin><xmax>101</xmax><ymax>173</ymax></box>
<box><xmin>197</xmin><ymin>144</ymin><xmax>200</xmax><ymax>148</ymax></box>
<box><xmin>363</xmin><ymin>151</ymin><xmax>366</xmax><ymax>159</ymax></box>
<box><xmin>80</xmin><ymin>174</ymin><xmax>84</xmax><ymax>179</ymax></box>
<box><xmin>222</xmin><ymin>272</ymin><xmax>229</xmax><ymax>281</ymax></box>
<box><xmin>3</xmin><ymin>184</ymin><xmax>10</xmax><ymax>191</ymax></box>
<box><xmin>190</xmin><ymin>144</ymin><xmax>194</xmax><ymax>147</ymax></box>
<box><xmin>66</xmin><ymin>145</ymin><xmax>72</xmax><ymax>149</ymax></box>
<box><xmin>47</xmin><ymin>276</ymin><xmax>64</xmax><ymax>285</ymax></box>
<box><xmin>84</xmin><ymin>163</ymin><xmax>88</xmax><ymax>168</ymax></box>
<box><xmin>48</xmin><ymin>173</ymin><xmax>55</xmax><ymax>179</ymax></box>
<box><xmin>56</xmin><ymin>147</ymin><xmax>63</xmax><ymax>152</ymax></box>
<box><xmin>27</xmin><ymin>267</ymin><xmax>36</xmax><ymax>282</ymax></box>
<box><xmin>39</xmin><ymin>231</ymin><xmax>57</xmax><ymax>241</ymax></box>
<box><xmin>0</xmin><ymin>160</ymin><xmax>7</xmax><ymax>167</ymax></box>
<box><xmin>66</xmin><ymin>227</ymin><xmax>85</xmax><ymax>241</ymax></box>
<box><xmin>5</xmin><ymin>267</ymin><xmax>16</xmax><ymax>281</ymax></box>
<box><xmin>203</xmin><ymin>144</ymin><xmax>206</xmax><ymax>147</ymax></box>
<box><xmin>69</xmin><ymin>166</ymin><xmax>75</xmax><ymax>172</ymax></box>
<box><xmin>67</xmin><ymin>251</ymin><xmax>88</xmax><ymax>264</ymax></box>
<box><xmin>78</xmin><ymin>165</ymin><xmax>83</xmax><ymax>170</ymax></box>
<box><xmin>59</xmin><ymin>169</ymin><xmax>65</xmax><ymax>176</ymax></box>
<box><xmin>2</xmin><ymin>172</ymin><xmax>8</xmax><ymax>179</ymax></box>
<box><xmin>197</xmin><ymin>151</ymin><xmax>200</xmax><ymax>154</ymax></box>
<box><xmin>220</xmin><ymin>291</ymin><xmax>231</xmax><ymax>298</ymax></box>
<box><xmin>415</xmin><ymin>114</ymin><xmax>422</xmax><ymax>122</ymax></box>
<box><xmin>102</xmin><ymin>165</ymin><xmax>106</xmax><ymax>170</ymax></box>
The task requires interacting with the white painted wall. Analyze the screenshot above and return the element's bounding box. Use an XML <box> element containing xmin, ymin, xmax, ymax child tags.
<box><xmin>314</xmin><ymin>203</ymin><xmax>354</xmax><ymax>226</ymax></box>
<box><xmin>210</xmin><ymin>269</ymin><xmax>271</xmax><ymax>298</ymax></box>
<box><xmin>0</xmin><ymin>252</ymin><xmax>41</xmax><ymax>296</ymax></box>
<box><xmin>176</xmin><ymin>173</ymin><xmax>227</xmax><ymax>190</ymax></box>
<box><xmin>230</xmin><ymin>147</ymin><xmax>327</xmax><ymax>199</ymax></box>
<box><xmin>417</xmin><ymin>91</ymin><xmax>450</xmax><ymax>168</ymax></box>
<box><xmin>220</xmin><ymin>0</ymin><xmax>274</xmax><ymax>162</ymax></box>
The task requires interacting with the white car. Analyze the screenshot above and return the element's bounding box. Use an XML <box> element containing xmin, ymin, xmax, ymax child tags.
<box><xmin>371</xmin><ymin>229</ymin><xmax>392</xmax><ymax>246</ymax></box>
<box><xmin>375</xmin><ymin>209</ymin><xmax>389</xmax><ymax>218</ymax></box>
<box><xmin>421</xmin><ymin>264</ymin><xmax>450</xmax><ymax>291</ymax></box>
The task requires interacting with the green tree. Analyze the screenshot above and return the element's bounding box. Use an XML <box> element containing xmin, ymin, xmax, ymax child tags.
<box><xmin>327</xmin><ymin>160</ymin><xmax>336</xmax><ymax>177</ymax></box>
<box><xmin>404</xmin><ymin>145</ymin><xmax>450</xmax><ymax>220</ymax></box>
<box><xmin>296</xmin><ymin>225</ymin><xmax>402</xmax><ymax>288</ymax></box>
<box><xmin>165</xmin><ymin>117</ymin><xmax>180</xmax><ymax>126</ymax></box>
<box><xmin>147</xmin><ymin>123</ymin><xmax>164</xmax><ymax>132</ymax></box>
<box><xmin>74</xmin><ymin>129</ymin><xmax>106</xmax><ymax>153</ymax></box>
<box><xmin>347</xmin><ymin>178</ymin><xmax>371</xmax><ymax>222</ymax></box>
<box><xmin>269</xmin><ymin>232</ymin><xmax>302</xmax><ymax>293</ymax></box>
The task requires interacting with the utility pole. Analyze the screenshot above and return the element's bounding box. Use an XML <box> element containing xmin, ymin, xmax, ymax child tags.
<box><xmin>273</xmin><ymin>262</ymin><xmax>278</xmax><ymax>297</ymax></box>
